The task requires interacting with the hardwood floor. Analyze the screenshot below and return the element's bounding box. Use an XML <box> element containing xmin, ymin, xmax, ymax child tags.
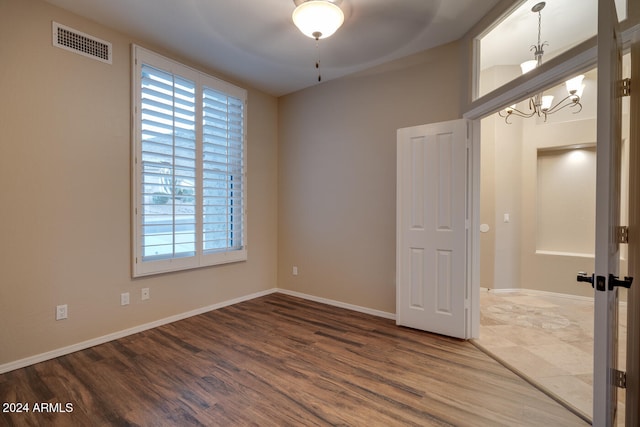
<box><xmin>1</xmin><ymin>293</ymin><xmax>587</xmax><ymax>426</ymax></box>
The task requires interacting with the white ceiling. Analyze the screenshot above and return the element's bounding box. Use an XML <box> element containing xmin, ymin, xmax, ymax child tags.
<box><xmin>44</xmin><ymin>0</ymin><xmax>504</xmax><ymax>96</ymax></box>
<box><xmin>480</xmin><ymin>0</ymin><xmax>600</xmax><ymax>71</ymax></box>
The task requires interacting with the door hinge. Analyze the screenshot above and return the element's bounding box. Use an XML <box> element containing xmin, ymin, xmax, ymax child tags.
<box><xmin>614</xmin><ymin>369</ymin><xmax>627</xmax><ymax>389</ymax></box>
<box><xmin>616</xmin><ymin>225</ymin><xmax>629</xmax><ymax>244</ymax></box>
<box><xmin>621</xmin><ymin>78</ymin><xmax>631</xmax><ymax>97</ymax></box>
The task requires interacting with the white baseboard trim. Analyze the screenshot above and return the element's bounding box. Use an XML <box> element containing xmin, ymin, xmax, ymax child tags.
<box><xmin>0</xmin><ymin>288</ymin><xmax>277</xmax><ymax>375</ymax></box>
<box><xmin>521</xmin><ymin>288</ymin><xmax>596</xmax><ymax>302</ymax></box>
<box><xmin>0</xmin><ymin>288</ymin><xmax>396</xmax><ymax>375</ymax></box>
<box><xmin>276</xmin><ymin>288</ymin><xmax>396</xmax><ymax>320</ymax></box>
<box><xmin>482</xmin><ymin>287</ymin><xmax>595</xmax><ymax>302</ymax></box>
<box><xmin>3</xmin><ymin>285</ymin><xmax>613</xmax><ymax>374</ymax></box>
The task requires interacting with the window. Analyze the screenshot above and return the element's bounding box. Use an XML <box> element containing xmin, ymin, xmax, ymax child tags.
<box><xmin>132</xmin><ymin>45</ymin><xmax>247</xmax><ymax>276</ymax></box>
<box><xmin>473</xmin><ymin>0</ymin><xmax>629</xmax><ymax>100</ymax></box>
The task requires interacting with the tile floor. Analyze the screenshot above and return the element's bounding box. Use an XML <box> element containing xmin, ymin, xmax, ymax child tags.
<box><xmin>475</xmin><ymin>289</ymin><xmax>627</xmax><ymax>425</ymax></box>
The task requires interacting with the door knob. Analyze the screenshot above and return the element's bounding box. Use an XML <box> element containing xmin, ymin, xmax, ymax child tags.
<box><xmin>577</xmin><ymin>271</ymin><xmax>594</xmax><ymax>286</ymax></box>
<box><xmin>608</xmin><ymin>274</ymin><xmax>633</xmax><ymax>290</ymax></box>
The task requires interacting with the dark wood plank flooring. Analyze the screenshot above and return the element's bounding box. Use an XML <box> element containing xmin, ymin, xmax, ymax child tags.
<box><xmin>1</xmin><ymin>293</ymin><xmax>588</xmax><ymax>426</ymax></box>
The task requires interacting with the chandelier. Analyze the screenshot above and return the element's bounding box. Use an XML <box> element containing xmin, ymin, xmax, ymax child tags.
<box><xmin>499</xmin><ymin>2</ymin><xmax>585</xmax><ymax>124</ymax></box>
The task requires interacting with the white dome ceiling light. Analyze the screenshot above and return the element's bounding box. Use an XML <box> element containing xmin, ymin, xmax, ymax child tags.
<box><xmin>292</xmin><ymin>0</ymin><xmax>345</xmax><ymax>82</ymax></box>
<box><xmin>292</xmin><ymin>0</ymin><xmax>344</xmax><ymax>40</ymax></box>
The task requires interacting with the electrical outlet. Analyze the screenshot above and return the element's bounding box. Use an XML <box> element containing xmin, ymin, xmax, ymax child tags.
<box><xmin>293</xmin><ymin>266</ymin><xmax>298</xmax><ymax>276</ymax></box>
<box><xmin>141</xmin><ymin>288</ymin><xmax>150</xmax><ymax>301</ymax></box>
<box><xmin>121</xmin><ymin>292</ymin><xmax>130</xmax><ymax>306</ymax></box>
<box><xmin>56</xmin><ymin>304</ymin><xmax>68</xmax><ymax>320</ymax></box>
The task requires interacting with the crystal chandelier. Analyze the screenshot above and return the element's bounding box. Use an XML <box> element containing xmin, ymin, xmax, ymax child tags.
<box><xmin>499</xmin><ymin>2</ymin><xmax>585</xmax><ymax>124</ymax></box>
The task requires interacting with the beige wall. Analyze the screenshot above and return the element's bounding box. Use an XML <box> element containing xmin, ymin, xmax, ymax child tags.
<box><xmin>479</xmin><ymin>65</ymin><xmax>524</xmax><ymax>290</ymax></box>
<box><xmin>536</xmin><ymin>147</ymin><xmax>597</xmax><ymax>254</ymax></box>
<box><xmin>0</xmin><ymin>0</ymin><xmax>278</xmax><ymax>366</ymax></box>
<box><xmin>519</xmin><ymin>118</ymin><xmax>598</xmax><ymax>297</ymax></box>
<box><xmin>277</xmin><ymin>42</ymin><xmax>463</xmax><ymax>314</ymax></box>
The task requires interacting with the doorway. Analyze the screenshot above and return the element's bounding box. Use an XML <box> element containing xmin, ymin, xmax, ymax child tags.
<box><xmin>473</xmin><ymin>56</ymin><xmax>631</xmax><ymax>424</ymax></box>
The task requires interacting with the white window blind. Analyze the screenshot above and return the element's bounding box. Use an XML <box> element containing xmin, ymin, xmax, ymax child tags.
<box><xmin>202</xmin><ymin>87</ymin><xmax>244</xmax><ymax>254</ymax></box>
<box><xmin>140</xmin><ymin>65</ymin><xmax>197</xmax><ymax>261</ymax></box>
<box><xmin>132</xmin><ymin>46</ymin><xmax>247</xmax><ymax>276</ymax></box>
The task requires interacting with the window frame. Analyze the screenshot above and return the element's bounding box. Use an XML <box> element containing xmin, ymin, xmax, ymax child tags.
<box><xmin>131</xmin><ymin>45</ymin><xmax>247</xmax><ymax>277</ymax></box>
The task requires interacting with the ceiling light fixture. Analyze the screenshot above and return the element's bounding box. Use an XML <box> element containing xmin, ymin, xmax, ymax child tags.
<box><xmin>499</xmin><ymin>2</ymin><xmax>585</xmax><ymax>124</ymax></box>
<box><xmin>292</xmin><ymin>0</ymin><xmax>344</xmax><ymax>40</ymax></box>
<box><xmin>292</xmin><ymin>0</ymin><xmax>344</xmax><ymax>82</ymax></box>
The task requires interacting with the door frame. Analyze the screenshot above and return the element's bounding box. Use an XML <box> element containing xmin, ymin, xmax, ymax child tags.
<box><xmin>462</xmin><ymin>30</ymin><xmax>600</xmax><ymax>338</ymax></box>
<box><xmin>593</xmin><ymin>0</ymin><xmax>623</xmax><ymax>421</ymax></box>
<box><xmin>626</xmin><ymin>27</ymin><xmax>640</xmax><ymax>427</ymax></box>
<box><xmin>462</xmin><ymin>2</ymin><xmax>640</xmax><ymax>425</ymax></box>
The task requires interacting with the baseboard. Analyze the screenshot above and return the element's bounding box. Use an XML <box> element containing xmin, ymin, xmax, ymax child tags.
<box><xmin>483</xmin><ymin>287</ymin><xmax>596</xmax><ymax>302</ymax></box>
<box><xmin>1</xmin><ymin>285</ymin><xmax>612</xmax><ymax>374</ymax></box>
<box><xmin>0</xmin><ymin>288</ymin><xmax>278</xmax><ymax>375</ymax></box>
<box><xmin>0</xmin><ymin>288</ymin><xmax>397</xmax><ymax>375</ymax></box>
<box><xmin>482</xmin><ymin>287</ymin><xmax>525</xmax><ymax>295</ymax></box>
<box><xmin>520</xmin><ymin>288</ymin><xmax>596</xmax><ymax>302</ymax></box>
<box><xmin>276</xmin><ymin>288</ymin><xmax>396</xmax><ymax>320</ymax></box>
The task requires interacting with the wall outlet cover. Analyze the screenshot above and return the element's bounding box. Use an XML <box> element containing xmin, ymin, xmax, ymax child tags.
<box><xmin>56</xmin><ymin>304</ymin><xmax>68</xmax><ymax>320</ymax></box>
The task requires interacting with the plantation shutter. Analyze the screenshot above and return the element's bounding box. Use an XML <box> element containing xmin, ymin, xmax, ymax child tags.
<box><xmin>140</xmin><ymin>64</ymin><xmax>197</xmax><ymax>262</ymax></box>
<box><xmin>202</xmin><ymin>87</ymin><xmax>245</xmax><ymax>253</ymax></box>
<box><xmin>132</xmin><ymin>45</ymin><xmax>247</xmax><ymax>277</ymax></box>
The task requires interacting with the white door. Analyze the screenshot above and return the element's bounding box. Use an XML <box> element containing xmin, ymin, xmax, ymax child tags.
<box><xmin>593</xmin><ymin>0</ymin><xmax>623</xmax><ymax>424</ymax></box>
<box><xmin>396</xmin><ymin>119</ymin><xmax>470</xmax><ymax>339</ymax></box>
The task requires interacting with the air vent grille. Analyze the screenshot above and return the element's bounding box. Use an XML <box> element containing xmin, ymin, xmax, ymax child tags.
<box><xmin>52</xmin><ymin>22</ymin><xmax>112</xmax><ymax>64</ymax></box>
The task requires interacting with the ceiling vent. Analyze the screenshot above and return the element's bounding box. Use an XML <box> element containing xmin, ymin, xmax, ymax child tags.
<box><xmin>52</xmin><ymin>22</ymin><xmax>112</xmax><ymax>64</ymax></box>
